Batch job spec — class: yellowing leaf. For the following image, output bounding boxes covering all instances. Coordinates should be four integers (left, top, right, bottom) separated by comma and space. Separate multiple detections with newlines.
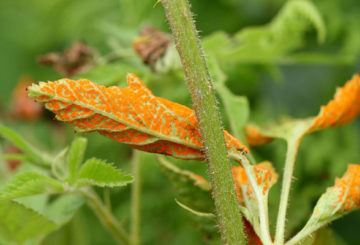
232, 161, 278, 204
28, 74, 248, 160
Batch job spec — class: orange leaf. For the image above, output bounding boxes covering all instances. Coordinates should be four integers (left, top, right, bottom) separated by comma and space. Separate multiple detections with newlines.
28, 74, 248, 160
245, 74, 360, 145
232, 161, 278, 203
310, 164, 360, 225
308, 74, 360, 132
332, 164, 360, 212
245, 125, 274, 147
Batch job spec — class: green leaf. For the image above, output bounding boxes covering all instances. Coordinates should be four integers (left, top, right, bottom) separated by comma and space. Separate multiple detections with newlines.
67, 137, 87, 184
51, 147, 68, 181
157, 157, 219, 241
0, 125, 51, 167
45, 195, 85, 225
0, 172, 64, 200
77, 158, 133, 187
0, 199, 57, 244
157, 157, 212, 211
73, 62, 143, 86
203, 0, 326, 64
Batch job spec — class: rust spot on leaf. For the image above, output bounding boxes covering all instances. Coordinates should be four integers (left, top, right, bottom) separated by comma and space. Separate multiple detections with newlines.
308, 75, 360, 132
29, 74, 248, 160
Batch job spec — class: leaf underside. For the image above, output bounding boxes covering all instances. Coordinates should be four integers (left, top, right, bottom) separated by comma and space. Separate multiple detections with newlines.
28, 73, 248, 161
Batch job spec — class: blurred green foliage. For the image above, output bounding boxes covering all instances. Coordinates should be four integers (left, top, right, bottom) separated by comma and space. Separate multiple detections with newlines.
0, 0, 359, 244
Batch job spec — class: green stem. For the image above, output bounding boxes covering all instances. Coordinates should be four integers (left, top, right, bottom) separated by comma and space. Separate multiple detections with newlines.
241, 158, 272, 245
160, 0, 246, 244
131, 150, 141, 245
104, 188, 112, 211
83, 188, 130, 245
274, 139, 299, 245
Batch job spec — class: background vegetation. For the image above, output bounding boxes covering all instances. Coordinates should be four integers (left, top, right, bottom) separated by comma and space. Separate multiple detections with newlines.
0, 0, 359, 244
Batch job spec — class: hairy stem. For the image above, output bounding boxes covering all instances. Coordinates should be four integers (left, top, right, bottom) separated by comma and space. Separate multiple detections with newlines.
160, 0, 246, 244
274, 139, 299, 244
241, 157, 273, 245
286, 215, 340, 245
83, 188, 130, 245
131, 150, 141, 245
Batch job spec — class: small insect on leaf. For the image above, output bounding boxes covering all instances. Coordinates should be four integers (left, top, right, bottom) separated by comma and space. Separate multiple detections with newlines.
28, 74, 248, 160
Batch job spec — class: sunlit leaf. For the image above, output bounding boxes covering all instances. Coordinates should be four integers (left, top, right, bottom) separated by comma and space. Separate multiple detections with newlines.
77, 158, 133, 187
0, 172, 64, 200
28, 73, 248, 161
0, 199, 57, 244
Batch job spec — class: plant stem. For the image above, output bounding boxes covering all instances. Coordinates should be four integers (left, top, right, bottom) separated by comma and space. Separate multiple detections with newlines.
232, 154, 272, 245
131, 150, 141, 245
160, 0, 246, 244
241, 157, 273, 245
83, 188, 130, 245
286, 215, 339, 245
274, 139, 299, 245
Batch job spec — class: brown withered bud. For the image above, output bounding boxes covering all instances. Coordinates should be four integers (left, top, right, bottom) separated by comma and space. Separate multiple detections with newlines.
38, 41, 96, 76
10, 76, 42, 121
133, 26, 171, 70
4, 145, 22, 171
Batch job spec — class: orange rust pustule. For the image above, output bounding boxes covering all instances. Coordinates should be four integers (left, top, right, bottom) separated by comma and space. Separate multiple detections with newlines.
334, 164, 360, 211
31, 74, 248, 160
308, 74, 360, 132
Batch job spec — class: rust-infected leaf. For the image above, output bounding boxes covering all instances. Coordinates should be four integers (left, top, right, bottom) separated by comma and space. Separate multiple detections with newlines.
245, 74, 360, 145
245, 125, 274, 147
308, 74, 360, 132
28, 74, 248, 160
232, 161, 278, 204
306, 164, 360, 230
